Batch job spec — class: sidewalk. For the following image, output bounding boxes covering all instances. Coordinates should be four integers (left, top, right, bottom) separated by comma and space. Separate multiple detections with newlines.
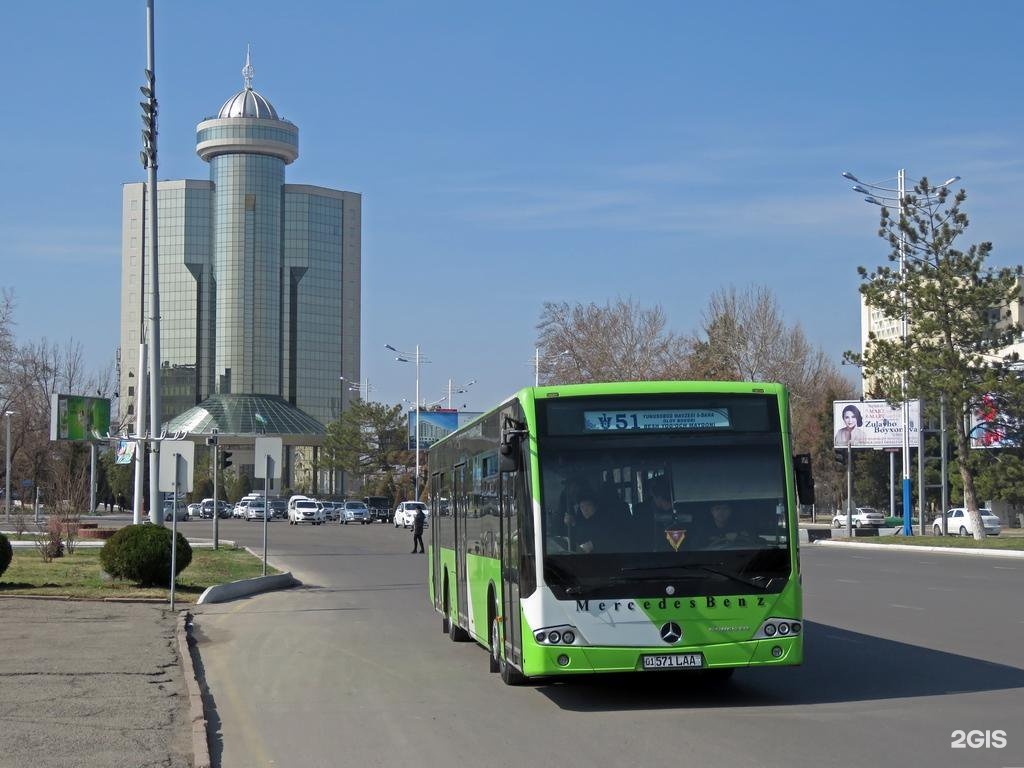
0, 599, 192, 768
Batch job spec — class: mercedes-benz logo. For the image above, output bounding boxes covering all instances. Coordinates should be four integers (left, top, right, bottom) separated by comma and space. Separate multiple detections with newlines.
660, 622, 682, 644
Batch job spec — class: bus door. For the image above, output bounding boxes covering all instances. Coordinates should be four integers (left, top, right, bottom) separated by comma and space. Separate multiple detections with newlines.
499, 465, 523, 667
430, 472, 442, 612
455, 462, 469, 627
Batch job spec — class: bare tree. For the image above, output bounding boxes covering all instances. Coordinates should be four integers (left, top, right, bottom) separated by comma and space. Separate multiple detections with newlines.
536, 298, 689, 384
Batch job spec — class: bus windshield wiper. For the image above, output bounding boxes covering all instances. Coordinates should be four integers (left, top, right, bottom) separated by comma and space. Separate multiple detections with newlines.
620, 564, 772, 591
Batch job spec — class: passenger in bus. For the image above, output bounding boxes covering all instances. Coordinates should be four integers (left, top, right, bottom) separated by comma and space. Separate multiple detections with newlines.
703, 503, 758, 548
563, 488, 615, 554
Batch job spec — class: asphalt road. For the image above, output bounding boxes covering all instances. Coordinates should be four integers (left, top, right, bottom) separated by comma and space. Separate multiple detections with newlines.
193, 520, 1024, 768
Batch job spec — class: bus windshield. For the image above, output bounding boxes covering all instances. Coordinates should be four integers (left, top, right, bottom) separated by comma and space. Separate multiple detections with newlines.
537, 394, 791, 593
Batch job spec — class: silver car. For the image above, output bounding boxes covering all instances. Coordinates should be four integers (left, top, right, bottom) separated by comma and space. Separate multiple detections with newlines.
343, 501, 370, 524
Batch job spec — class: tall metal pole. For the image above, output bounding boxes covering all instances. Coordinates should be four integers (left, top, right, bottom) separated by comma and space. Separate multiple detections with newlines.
4, 411, 11, 523
889, 451, 895, 519
940, 394, 949, 535
170, 453, 179, 611
918, 396, 926, 535
145, 0, 163, 526
535, 347, 540, 387
212, 442, 219, 550
846, 445, 853, 534
89, 442, 97, 516
263, 454, 270, 576
133, 343, 147, 524
898, 168, 913, 536
414, 344, 420, 502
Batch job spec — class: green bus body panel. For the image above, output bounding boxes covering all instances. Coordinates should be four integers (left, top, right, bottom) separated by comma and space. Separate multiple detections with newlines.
429, 381, 804, 678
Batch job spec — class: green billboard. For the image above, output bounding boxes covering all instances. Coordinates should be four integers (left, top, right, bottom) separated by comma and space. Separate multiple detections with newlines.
50, 394, 111, 442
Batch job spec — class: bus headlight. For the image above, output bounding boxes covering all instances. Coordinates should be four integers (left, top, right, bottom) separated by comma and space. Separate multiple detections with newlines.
755, 618, 801, 640
531, 624, 582, 645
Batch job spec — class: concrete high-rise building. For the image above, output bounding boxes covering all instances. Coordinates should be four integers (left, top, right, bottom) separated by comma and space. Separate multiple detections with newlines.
119, 53, 361, 444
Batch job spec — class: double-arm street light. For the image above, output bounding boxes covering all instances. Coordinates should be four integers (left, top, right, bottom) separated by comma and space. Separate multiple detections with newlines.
843, 169, 960, 536
340, 376, 375, 401
386, 344, 429, 500
443, 378, 476, 409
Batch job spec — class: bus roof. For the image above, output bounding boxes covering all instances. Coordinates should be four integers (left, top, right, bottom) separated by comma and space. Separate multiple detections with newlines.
430, 380, 788, 450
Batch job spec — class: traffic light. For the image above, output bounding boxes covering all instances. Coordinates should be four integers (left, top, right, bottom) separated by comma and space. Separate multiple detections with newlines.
834, 448, 847, 467
220, 450, 233, 471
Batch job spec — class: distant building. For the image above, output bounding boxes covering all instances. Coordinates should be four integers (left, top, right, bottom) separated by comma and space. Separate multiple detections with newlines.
119, 52, 360, 490
859, 276, 1024, 396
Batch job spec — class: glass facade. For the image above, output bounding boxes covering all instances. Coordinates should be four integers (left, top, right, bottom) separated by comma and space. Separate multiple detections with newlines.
197, 124, 298, 146
211, 153, 284, 396
284, 191, 344, 425
121, 181, 214, 425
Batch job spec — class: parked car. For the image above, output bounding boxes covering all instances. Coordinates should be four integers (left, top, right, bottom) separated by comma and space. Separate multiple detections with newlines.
199, 499, 216, 519
163, 501, 188, 522
394, 501, 428, 529
233, 500, 249, 519
831, 507, 885, 529
288, 496, 325, 525
321, 501, 341, 522
364, 496, 391, 523
932, 507, 1001, 537
270, 499, 288, 519
342, 500, 371, 524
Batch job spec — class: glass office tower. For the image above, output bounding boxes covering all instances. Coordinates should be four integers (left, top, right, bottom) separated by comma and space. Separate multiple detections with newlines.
120, 57, 361, 429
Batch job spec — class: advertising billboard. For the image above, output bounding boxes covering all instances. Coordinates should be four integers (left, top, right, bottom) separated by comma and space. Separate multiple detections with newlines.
50, 394, 111, 442
833, 399, 921, 449
408, 409, 459, 450
969, 394, 1021, 449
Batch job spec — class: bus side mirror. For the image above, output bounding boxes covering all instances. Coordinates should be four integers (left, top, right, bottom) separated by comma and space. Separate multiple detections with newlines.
793, 453, 815, 505
499, 438, 521, 473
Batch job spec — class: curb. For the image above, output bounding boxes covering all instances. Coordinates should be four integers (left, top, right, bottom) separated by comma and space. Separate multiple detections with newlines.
176, 612, 211, 768
196, 571, 299, 604
812, 540, 1024, 558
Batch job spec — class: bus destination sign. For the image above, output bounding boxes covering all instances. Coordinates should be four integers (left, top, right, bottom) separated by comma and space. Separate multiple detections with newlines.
583, 408, 730, 432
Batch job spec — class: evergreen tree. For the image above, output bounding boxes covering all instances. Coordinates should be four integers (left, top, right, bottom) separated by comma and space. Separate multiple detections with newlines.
848, 178, 1023, 539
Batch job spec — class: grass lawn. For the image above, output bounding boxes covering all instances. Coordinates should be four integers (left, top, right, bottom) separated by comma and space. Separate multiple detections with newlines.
0, 547, 279, 601
847, 535, 1024, 550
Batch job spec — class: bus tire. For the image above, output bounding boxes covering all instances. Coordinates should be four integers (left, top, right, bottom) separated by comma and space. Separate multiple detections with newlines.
441, 573, 451, 635
449, 618, 469, 642
489, 616, 501, 674
500, 655, 525, 686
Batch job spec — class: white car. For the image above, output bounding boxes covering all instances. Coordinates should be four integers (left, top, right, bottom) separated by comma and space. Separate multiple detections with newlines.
932, 507, 1001, 536
342, 500, 371, 524
394, 501, 428, 529
289, 498, 325, 525
831, 507, 886, 529
232, 501, 249, 519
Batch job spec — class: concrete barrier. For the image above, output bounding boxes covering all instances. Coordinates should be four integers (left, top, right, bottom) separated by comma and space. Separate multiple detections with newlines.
196, 572, 299, 604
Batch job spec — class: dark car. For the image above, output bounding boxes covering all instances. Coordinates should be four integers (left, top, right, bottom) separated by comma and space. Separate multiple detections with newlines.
270, 499, 287, 519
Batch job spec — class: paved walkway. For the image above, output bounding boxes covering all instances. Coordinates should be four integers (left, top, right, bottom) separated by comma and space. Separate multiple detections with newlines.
0, 598, 192, 768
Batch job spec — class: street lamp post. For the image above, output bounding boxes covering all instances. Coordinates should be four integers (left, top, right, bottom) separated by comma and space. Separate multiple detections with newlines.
445, 378, 476, 409
4, 410, 14, 523
386, 344, 429, 501
533, 348, 571, 386
843, 169, 960, 536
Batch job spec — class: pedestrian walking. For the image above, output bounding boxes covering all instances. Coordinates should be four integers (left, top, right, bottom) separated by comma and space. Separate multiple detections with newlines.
411, 508, 426, 553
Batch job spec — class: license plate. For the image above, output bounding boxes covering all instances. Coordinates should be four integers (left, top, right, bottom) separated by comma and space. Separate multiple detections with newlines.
641, 653, 704, 670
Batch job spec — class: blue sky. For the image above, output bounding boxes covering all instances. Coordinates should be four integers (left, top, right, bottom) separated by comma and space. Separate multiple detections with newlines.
2, 1, 1023, 412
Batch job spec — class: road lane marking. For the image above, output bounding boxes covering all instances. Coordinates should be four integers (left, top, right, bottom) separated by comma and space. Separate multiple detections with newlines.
926, 586, 954, 592
889, 604, 925, 611
993, 566, 1018, 570
835, 578, 860, 583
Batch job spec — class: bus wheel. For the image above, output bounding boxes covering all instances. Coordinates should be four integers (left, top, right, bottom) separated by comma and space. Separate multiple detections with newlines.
500, 653, 525, 686
449, 617, 470, 643
489, 616, 501, 673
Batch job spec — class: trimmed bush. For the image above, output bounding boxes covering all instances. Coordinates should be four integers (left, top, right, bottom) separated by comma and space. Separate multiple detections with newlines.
0, 532, 11, 578
99, 524, 192, 586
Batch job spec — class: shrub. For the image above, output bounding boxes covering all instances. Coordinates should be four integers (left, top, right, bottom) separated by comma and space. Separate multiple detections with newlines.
0, 533, 11, 578
99, 524, 192, 586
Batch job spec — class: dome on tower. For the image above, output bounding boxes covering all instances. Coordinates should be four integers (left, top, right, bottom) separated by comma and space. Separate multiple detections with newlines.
216, 46, 279, 120
217, 87, 278, 119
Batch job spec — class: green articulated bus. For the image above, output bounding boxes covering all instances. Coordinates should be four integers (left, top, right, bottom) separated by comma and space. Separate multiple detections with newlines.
428, 381, 814, 685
